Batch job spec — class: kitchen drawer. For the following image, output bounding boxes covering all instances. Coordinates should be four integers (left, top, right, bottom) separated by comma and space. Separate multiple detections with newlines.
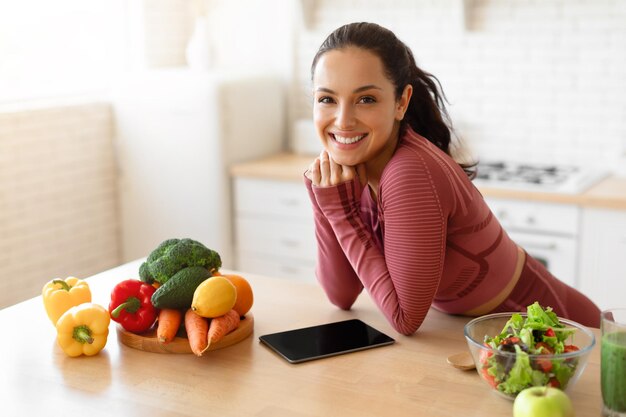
232, 175, 317, 283
236, 251, 316, 283
234, 178, 312, 220
485, 198, 580, 236
235, 217, 316, 261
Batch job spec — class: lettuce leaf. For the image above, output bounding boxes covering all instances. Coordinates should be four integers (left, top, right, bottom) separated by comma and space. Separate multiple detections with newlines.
526, 301, 560, 330
553, 360, 576, 388
485, 313, 525, 348
497, 345, 533, 395
531, 369, 549, 386
520, 328, 533, 348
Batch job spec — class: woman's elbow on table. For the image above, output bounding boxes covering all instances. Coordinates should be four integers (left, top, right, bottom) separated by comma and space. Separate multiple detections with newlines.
389, 312, 426, 336
317, 275, 363, 310
393, 322, 420, 336
327, 293, 358, 311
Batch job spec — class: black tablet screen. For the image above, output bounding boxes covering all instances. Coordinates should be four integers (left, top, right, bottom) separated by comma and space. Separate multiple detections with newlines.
259, 319, 395, 363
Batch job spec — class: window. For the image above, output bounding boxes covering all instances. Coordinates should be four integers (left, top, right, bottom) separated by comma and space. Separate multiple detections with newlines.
0, 0, 127, 104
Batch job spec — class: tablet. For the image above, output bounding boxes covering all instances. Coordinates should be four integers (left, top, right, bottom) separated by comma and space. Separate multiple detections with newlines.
259, 319, 395, 364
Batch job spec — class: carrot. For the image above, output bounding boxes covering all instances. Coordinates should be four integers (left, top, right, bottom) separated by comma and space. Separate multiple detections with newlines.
207, 309, 240, 347
157, 308, 182, 344
185, 309, 209, 356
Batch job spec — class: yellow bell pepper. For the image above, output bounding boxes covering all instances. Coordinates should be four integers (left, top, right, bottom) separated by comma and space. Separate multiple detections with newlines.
42, 277, 91, 325
56, 303, 110, 357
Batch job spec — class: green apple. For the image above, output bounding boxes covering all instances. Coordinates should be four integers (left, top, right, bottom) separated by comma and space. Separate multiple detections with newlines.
513, 387, 574, 417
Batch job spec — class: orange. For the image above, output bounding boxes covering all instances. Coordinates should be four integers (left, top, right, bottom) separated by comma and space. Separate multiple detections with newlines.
223, 274, 254, 316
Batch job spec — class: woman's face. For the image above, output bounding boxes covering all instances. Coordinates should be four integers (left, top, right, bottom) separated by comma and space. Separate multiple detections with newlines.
312, 46, 411, 168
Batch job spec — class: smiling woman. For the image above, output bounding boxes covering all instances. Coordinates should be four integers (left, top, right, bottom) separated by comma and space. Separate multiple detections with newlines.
0, 0, 126, 103
303, 22, 601, 335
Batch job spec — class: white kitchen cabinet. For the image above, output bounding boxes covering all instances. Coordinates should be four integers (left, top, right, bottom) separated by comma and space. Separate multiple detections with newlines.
578, 208, 626, 310
233, 178, 317, 282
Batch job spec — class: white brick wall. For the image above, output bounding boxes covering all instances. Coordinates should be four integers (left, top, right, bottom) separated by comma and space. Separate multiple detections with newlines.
292, 0, 626, 169
0, 103, 120, 309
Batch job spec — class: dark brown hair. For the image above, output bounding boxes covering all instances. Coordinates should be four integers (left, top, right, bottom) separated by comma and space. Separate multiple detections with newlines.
311, 22, 475, 177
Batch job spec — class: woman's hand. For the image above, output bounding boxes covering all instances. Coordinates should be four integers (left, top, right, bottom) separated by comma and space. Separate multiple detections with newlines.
306, 150, 367, 188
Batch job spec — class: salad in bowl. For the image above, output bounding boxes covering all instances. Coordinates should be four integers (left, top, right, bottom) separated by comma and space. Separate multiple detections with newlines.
464, 302, 595, 398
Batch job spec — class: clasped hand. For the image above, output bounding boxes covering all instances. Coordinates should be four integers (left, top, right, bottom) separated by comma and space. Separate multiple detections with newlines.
306, 150, 367, 188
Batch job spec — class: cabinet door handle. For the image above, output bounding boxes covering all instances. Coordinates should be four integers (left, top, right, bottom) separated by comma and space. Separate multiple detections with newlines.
279, 265, 300, 274
280, 239, 301, 248
515, 240, 558, 251
279, 198, 301, 207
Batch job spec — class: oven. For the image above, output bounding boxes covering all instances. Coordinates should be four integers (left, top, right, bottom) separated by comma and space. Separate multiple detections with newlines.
485, 197, 580, 287
474, 160, 608, 288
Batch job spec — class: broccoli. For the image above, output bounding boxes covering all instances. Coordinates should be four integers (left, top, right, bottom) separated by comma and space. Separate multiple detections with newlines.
139, 238, 221, 284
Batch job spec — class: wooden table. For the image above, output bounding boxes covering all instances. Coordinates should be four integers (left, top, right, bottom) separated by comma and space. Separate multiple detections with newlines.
1, 259, 603, 417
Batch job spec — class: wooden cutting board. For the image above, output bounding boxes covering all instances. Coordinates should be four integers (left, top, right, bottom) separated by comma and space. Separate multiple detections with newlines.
116, 313, 254, 354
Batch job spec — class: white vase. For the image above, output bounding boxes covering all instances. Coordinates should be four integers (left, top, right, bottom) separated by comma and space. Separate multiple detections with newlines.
185, 17, 211, 71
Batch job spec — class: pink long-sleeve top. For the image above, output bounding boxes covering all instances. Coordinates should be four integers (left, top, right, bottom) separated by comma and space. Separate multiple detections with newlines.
304, 128, 520, 335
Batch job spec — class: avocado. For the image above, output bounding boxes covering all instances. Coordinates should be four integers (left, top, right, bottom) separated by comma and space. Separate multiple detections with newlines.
151, 266, 212, 309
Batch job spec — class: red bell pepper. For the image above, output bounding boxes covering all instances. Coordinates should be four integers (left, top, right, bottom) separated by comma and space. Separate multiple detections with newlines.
109, 279, 158, 333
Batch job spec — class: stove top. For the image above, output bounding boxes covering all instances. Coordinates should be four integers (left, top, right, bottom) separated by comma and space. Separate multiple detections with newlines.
473, 161, 608, 194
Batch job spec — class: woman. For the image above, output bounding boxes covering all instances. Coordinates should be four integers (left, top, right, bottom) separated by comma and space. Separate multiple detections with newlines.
304, 22, 600, 334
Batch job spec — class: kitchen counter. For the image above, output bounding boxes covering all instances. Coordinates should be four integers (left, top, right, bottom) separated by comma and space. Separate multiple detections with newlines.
230, 152, 626, 209
2, 259, 603, 416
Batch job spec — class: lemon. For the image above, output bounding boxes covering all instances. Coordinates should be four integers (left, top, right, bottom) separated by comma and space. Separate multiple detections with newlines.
191, 276, 237, 318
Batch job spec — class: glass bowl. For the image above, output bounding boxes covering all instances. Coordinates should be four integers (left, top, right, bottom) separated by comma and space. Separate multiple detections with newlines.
464, 312, 595, 399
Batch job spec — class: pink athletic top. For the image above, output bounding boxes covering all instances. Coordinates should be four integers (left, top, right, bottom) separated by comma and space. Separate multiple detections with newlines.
304, 128, 520, 335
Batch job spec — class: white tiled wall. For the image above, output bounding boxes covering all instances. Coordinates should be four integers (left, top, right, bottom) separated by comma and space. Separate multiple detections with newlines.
292, 0, 626, 169
0, 103, 120, 309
